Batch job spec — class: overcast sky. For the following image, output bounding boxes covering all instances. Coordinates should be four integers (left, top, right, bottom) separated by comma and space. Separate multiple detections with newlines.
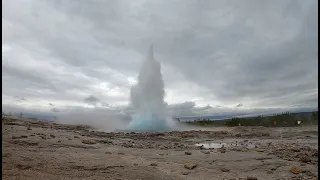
2, 0, 318, 117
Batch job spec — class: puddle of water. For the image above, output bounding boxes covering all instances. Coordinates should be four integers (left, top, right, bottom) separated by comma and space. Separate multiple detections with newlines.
195, 142, 256, 149
195, 142, 227, 149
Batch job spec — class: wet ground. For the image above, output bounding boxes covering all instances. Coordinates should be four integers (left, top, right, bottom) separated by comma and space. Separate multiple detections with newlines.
2, 117, 318, 180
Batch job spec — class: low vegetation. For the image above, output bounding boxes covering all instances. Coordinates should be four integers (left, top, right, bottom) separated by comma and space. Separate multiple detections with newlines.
185, 111, 318, 127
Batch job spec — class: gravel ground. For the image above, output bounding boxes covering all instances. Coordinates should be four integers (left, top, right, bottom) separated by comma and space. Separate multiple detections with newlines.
2, 117, 318, 180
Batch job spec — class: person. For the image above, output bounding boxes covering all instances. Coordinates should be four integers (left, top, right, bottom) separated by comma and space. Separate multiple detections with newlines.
273, 121, 277, 126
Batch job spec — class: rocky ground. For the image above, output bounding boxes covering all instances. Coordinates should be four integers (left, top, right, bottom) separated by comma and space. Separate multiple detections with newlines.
2, 116, 318, 180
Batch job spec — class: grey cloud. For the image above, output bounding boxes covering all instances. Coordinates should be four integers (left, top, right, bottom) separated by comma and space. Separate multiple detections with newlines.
2, 0, 317, 119
84, 95, 100, 106
50, 108, 60, 113
167, 101, 214, 117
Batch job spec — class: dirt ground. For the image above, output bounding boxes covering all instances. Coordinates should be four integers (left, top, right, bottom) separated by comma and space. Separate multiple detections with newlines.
2, 117, 318, 180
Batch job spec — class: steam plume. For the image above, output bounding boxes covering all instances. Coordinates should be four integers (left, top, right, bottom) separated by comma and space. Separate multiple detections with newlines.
126, 45, 172, 132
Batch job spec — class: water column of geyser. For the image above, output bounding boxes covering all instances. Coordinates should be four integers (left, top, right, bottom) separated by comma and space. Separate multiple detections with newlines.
126, 45, 173, 132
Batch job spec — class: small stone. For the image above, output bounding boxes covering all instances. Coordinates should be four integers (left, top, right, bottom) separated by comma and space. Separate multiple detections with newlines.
184, 162, 197, 170
218, 148, 227, 153
182, 171, 190, 175
200, 150, 210, 154
118, 152, 125, 155
255, 149, 265, 152
100, 140, 113, 144
291, 148, 300, 152
50, 134, 56, 138
300, 163, 306, 166
105, 151, 112, 155
300, 156, 311, 163
185, 151, 192, 155
81, 139, 97, 145
246, 177, 258, 180
27, 127, 32, 130
57, 140, 61, 143
304, 170, 317, 177
220, 167, 230, 172
16, 164, 32, 170
290, 167, 301, 174
74, 136, 79, 138
209, 160, 215, 165
150, 163, 158, 166
198, 145, 204, 149
133, 163, 138, 166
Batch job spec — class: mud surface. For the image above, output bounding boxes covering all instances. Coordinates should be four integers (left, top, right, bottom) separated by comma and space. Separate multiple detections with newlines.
2, 117, 318, 180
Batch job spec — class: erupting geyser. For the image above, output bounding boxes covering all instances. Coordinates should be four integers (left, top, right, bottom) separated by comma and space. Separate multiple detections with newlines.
126, 45, 173, 132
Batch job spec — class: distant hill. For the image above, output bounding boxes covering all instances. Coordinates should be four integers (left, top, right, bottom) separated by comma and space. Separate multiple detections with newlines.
21, 113, 56, 121
3, 112, 56, 121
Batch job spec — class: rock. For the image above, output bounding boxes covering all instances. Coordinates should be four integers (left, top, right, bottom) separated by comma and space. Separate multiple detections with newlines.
304, 170, 318, 177
200, 150, 210, 154
182, 171, 190, 175
50, 134, 56, 138
81, 139, 97, 145
99, 140, 113, 144
185, 151, 192, 155
105, 151, 112, 155
247, 176, 258, 180
255, 149, 265, 152
218, 148, 227, 153
290, 148, 300, 152
133, 163, 138, 166
184, 162, 197, 170
220, 167, 230, 172
27, 127, 32, 130
208, 160, 215, 165
150, 163, 158, 166
290, 167, 301, 174
12, 135, 27, 139
300, 155, 311, 163
16, 164, 32, 170
118, 152, 125, 155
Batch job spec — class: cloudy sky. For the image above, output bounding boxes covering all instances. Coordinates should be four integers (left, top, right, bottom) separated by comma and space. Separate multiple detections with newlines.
2, 0, 318, 117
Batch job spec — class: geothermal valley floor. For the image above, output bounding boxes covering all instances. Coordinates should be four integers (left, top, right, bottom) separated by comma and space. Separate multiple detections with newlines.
2, 117, 318, 180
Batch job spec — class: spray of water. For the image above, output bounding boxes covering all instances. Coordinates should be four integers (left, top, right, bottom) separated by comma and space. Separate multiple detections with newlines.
126, 45, 173, 132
